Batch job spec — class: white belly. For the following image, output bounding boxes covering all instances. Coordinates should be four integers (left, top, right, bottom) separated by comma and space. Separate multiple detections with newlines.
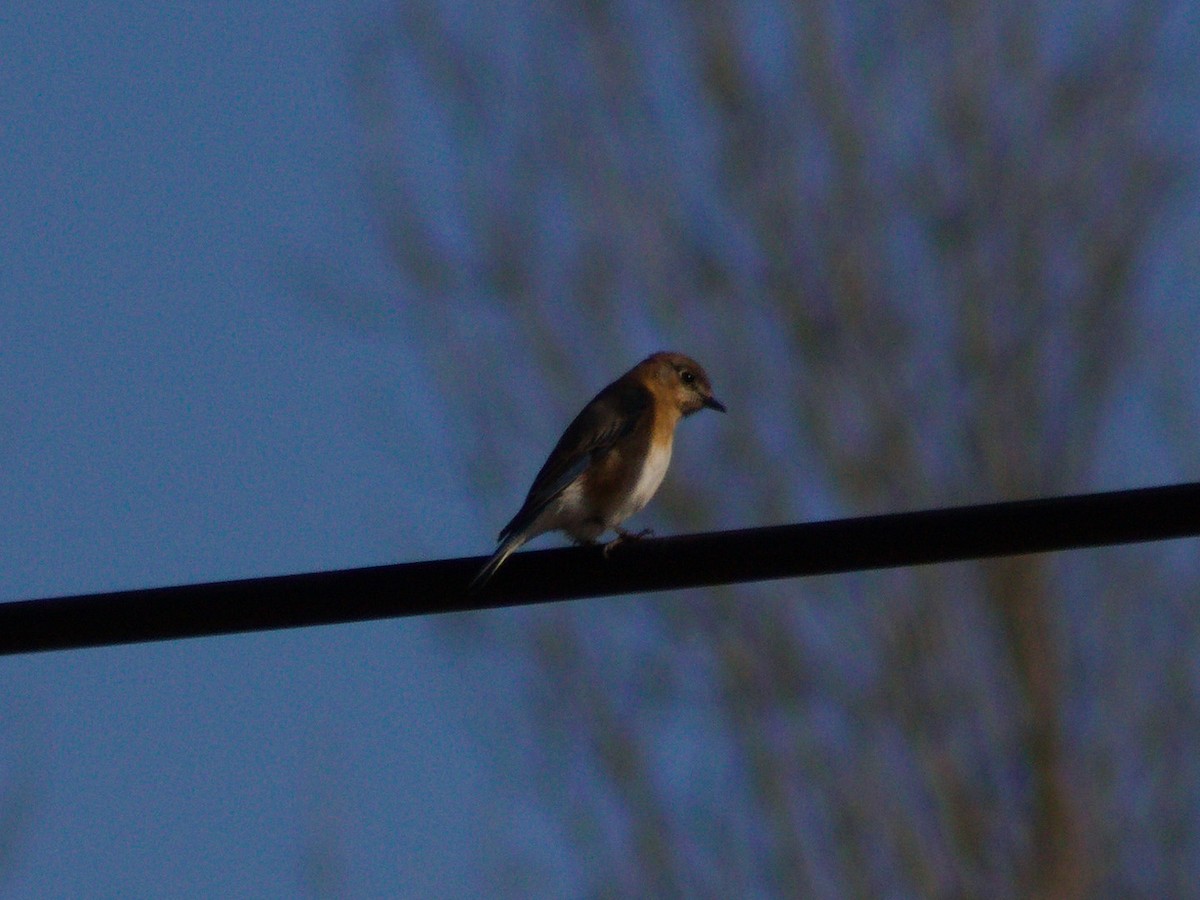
532, 438, 674, 543
612, 439, 672, 525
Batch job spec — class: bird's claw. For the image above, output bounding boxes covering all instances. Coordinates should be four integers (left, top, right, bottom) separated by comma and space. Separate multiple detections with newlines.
603, 527, 654, 558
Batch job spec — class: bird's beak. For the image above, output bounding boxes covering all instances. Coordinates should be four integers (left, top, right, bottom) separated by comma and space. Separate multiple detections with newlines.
704, 395, 727, 413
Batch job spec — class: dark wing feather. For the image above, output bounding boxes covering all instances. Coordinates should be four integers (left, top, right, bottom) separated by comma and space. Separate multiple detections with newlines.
499, 379, 651, 541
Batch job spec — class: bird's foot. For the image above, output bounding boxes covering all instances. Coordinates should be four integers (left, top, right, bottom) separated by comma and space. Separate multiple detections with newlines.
603, 527, 654, 558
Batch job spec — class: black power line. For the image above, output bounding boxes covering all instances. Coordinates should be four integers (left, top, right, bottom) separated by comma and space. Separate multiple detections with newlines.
3, 481, 1198, 656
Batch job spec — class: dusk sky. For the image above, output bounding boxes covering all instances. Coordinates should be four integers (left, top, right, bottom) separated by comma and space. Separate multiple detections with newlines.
5, 1, 1200, 897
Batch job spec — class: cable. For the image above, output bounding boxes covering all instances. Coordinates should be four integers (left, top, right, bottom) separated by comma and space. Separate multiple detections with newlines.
2, 481, 1198, 656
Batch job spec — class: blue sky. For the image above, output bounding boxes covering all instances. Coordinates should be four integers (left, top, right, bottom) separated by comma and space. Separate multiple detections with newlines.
6, 1, 1200, 896
2, 3, 527, 894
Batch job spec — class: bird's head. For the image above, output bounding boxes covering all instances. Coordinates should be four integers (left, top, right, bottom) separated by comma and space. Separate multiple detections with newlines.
641, 352, 726, 418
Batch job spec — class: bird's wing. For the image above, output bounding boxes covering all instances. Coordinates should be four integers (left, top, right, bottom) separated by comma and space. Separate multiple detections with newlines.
499, 379, 651, 542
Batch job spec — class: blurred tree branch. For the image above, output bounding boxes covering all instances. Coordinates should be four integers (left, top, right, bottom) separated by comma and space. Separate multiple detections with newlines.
349, 0, 1193, 894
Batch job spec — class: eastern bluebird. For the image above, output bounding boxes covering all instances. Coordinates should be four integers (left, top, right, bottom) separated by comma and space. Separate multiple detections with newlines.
470, 351, 725, 590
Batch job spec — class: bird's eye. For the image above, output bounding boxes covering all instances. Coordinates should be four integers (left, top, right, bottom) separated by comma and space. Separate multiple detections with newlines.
680, 369, 696, 386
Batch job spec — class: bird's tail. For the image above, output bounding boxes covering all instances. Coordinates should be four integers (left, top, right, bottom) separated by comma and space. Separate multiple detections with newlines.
468, 533, 527, 592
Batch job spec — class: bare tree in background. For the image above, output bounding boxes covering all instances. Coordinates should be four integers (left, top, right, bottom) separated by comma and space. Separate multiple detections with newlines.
351, 0, 1195, 895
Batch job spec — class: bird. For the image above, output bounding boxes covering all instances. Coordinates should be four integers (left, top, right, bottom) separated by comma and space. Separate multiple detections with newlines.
469, 351, 725, 591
